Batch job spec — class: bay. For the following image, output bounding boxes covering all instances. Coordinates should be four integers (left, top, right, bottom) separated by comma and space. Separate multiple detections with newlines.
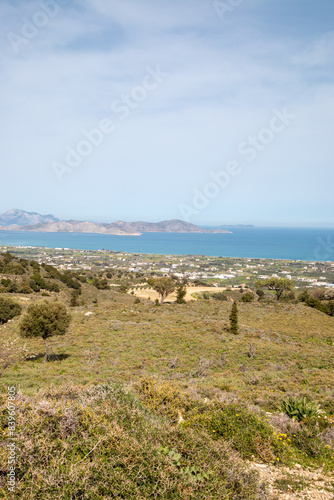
0, 228, 333, 261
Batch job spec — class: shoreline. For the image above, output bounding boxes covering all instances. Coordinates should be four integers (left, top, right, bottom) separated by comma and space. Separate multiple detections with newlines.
0, 243, 328, 264
0, 228, 333, 263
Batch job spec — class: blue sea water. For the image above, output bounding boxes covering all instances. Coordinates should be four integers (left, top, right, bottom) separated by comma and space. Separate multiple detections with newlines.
0, 228, 333, 262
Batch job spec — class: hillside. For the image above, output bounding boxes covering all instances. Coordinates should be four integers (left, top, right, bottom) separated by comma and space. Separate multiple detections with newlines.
1, 251, 334, 498
0, 210, 231, 235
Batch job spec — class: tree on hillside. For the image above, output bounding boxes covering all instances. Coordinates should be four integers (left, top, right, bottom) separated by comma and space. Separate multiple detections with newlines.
0, 297, 22, 324
255, 277, 294, 301
176, 283, 187, 304
152, 277, 175, 304
20, 300, 71, 362
229, 301, 239, 334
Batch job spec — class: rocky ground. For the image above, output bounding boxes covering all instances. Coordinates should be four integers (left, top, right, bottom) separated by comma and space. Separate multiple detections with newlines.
250, 463, 334, 499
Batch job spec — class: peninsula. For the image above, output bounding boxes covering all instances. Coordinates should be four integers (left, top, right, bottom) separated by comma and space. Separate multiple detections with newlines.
0, 209, 232, 236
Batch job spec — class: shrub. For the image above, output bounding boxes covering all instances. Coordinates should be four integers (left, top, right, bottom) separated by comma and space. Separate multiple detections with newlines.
298, 290, 309, 302
136, 378, 192, 423
0, 383, 268, 499
241, 292, 254, 303
305, 297, 331, 315
0, 296, 22, 324
176, 284, 186, 304
279, 291, 296, 303
212, 292, 227, 301
281, 397, 323, 422
70, 290, 80, 307
184, 403, 289, 464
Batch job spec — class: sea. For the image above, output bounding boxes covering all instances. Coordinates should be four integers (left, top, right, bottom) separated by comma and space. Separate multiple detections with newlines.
0, 228, 333, 262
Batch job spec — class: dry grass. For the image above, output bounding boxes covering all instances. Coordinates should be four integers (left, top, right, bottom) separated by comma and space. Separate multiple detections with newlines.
0, 288, 334, 498
0, 383, 269, 499
131, 286, 228, 302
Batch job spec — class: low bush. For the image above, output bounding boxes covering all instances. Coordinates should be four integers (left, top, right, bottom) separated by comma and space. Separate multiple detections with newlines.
0, 296, 22, 324
241, 292, 254, 303
281, 397, 323, 422
184, 403, 291, 464
211, 292, 228, 301
0, 383, 268, 499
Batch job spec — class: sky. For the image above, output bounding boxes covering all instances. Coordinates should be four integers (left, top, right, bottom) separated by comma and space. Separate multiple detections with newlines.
1, 0, 333, 227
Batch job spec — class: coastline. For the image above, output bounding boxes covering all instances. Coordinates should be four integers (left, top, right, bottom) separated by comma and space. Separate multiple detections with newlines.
0, 228, 333, 262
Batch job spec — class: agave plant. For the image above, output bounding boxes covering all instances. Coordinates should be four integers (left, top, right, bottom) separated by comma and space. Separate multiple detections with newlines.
281, 397, 323, 422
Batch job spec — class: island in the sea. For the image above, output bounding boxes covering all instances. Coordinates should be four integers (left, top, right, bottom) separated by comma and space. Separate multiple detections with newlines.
0, 209, 232, 236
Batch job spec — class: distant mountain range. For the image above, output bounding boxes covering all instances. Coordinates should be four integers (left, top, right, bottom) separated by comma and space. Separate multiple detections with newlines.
0, 209, 59, 227
0, 210, 231, 236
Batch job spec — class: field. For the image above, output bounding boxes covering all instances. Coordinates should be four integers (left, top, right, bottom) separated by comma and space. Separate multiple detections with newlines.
131, 285, 228, 302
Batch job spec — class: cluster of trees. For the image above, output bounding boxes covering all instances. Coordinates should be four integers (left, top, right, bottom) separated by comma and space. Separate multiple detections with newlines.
0, 254, 85, 295
299, 289, 334, 316
92, 277, 110, 290
0, 252, 26, 275
255, 277, 294, 301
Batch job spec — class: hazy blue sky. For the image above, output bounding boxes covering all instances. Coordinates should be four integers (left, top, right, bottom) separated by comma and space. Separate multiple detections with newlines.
1, 0, 333, 226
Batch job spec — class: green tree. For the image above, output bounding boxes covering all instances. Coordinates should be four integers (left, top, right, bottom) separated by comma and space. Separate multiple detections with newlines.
176, 283, 187, 304
229, 301, 239, 334
0, 297, 22, 324
255, 277, 294, 301
152, 277, 175, 304
20, 300, 71, 362
241, 292, 254, 303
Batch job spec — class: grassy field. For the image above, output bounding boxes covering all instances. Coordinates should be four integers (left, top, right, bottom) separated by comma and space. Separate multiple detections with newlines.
1, 284, 334, 498
2, 288, 333, 404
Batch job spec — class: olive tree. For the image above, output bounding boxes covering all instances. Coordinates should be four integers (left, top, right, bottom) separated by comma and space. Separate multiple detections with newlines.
0, 296, 22, 324
20, 300, 71, 362
255, 277, 294, 301
152, 277, 175, 304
